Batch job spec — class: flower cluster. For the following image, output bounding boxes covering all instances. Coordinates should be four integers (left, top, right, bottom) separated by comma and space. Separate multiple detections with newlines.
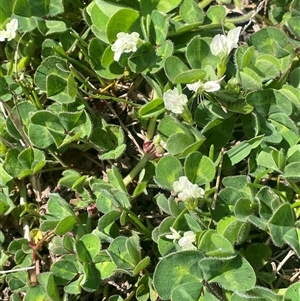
173, 176, 204, 201
163, 88, 188, 114
111, 32, 140, 61
210, 27, 242, 59
166, 227, 196, 250
186, 76, 225, 93
0, 19, 18, 42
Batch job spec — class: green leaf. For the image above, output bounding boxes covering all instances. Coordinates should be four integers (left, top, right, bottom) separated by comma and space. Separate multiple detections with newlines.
126, 235, 141, 266
17, 147, 46, 178
267, 203, 294, 247
59, 170, 86, 191
14, 0, 64, 18
95, 257, 117, 279
245, 243, 272, 268
89, 38, 123, 79
199, 230, 235, 257
139, 99, 165, 118
51, 255, 79, 285
158, 115, 192, 141
75, 233, 101, 262
0, 0, 14, 23
25, 286, 48, 301
164, 56, 189, 83
108, 236, 135, 270
3, 147, 46, 179
284, 282, 300, 301
55, 216, 77, 236
29, 111, 65, 148
166, 133, 195, 155
153, 250, 204, 300
238, 67, 262, 90
199, 254, 256, 291
150, 10, 168, 45
64, 276, 83, 295
186, 36, 215, 69
46, 74, 67, 97
45, 20, 67, 35
47, 194, 75, 218
0, 193, 15, 215
140, 0, 181, 14
151, 40, 174, 73
155, 155, 183, 190
217, 216, 250, 245
173, 69, 206, 84
38, 272, 61, 301
248, 27, 293, 58
184, 152, 215, 186
180, 0, 204, 24
107, 166, 127, 192
254, 54, 281, 81
171, 281, 203, 301
98, 211, 121, 231
106, 9, 141, 43
206, 5, 226, 23
223, 135, 264, 168
133, 256, 151, 276
81, 263, 101, 292
6, 101, 37, 141
232, 286, 282, 301
128, 42, 157, 73
234, 45, 255, 70
269, 113, 299, 147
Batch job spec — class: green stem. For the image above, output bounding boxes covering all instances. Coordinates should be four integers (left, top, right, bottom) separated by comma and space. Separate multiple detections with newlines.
85, 92, 141, 108
146, 116, 157, 140
76, 92, 98, 123
198, 0, 214, 9
53, 47, 98, 79
224, 10, 257, 24
125, 209, 151, 237
291, 201, 300, 209
70, 66, 97, 92
123, 154, 151, 186
181, 106, 193, 124
289, 180, 300, 195
168, 23, 223, 38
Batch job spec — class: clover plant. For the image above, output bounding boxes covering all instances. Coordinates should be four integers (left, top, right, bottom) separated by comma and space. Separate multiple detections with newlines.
0, 0, 300, 300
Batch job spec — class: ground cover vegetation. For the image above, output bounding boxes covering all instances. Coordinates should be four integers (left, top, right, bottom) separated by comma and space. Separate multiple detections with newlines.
0, 0, 300, 300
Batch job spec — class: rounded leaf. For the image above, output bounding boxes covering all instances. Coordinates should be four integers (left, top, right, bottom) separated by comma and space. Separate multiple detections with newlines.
153, 250, 204, 300
184, 152, 215, 185
155, 155, 183, 190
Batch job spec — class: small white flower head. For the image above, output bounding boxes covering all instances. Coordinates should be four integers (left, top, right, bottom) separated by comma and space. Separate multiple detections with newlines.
165, 227, 181, 241
0, 30, 6, 42
111, 32, 140, 61
210, 27, 242, 58
187, 77, 224, 93
0, 18, 18, 42
173, 176, 204, 201
163, 87, 188, 114
178, 231, 196, 250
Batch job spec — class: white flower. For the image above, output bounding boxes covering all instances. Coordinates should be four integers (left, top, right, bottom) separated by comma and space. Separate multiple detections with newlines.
0, 30, 6, 42
187, 77, 224, 93
173, 176, 204, 201
0, 19, 18, 42
163, 88, 188, 114
5, 19, 18, 41
210, 27, 242, 58
111, 32, 140, 61
165, 227, 181, 241
178, 231, 196, 250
